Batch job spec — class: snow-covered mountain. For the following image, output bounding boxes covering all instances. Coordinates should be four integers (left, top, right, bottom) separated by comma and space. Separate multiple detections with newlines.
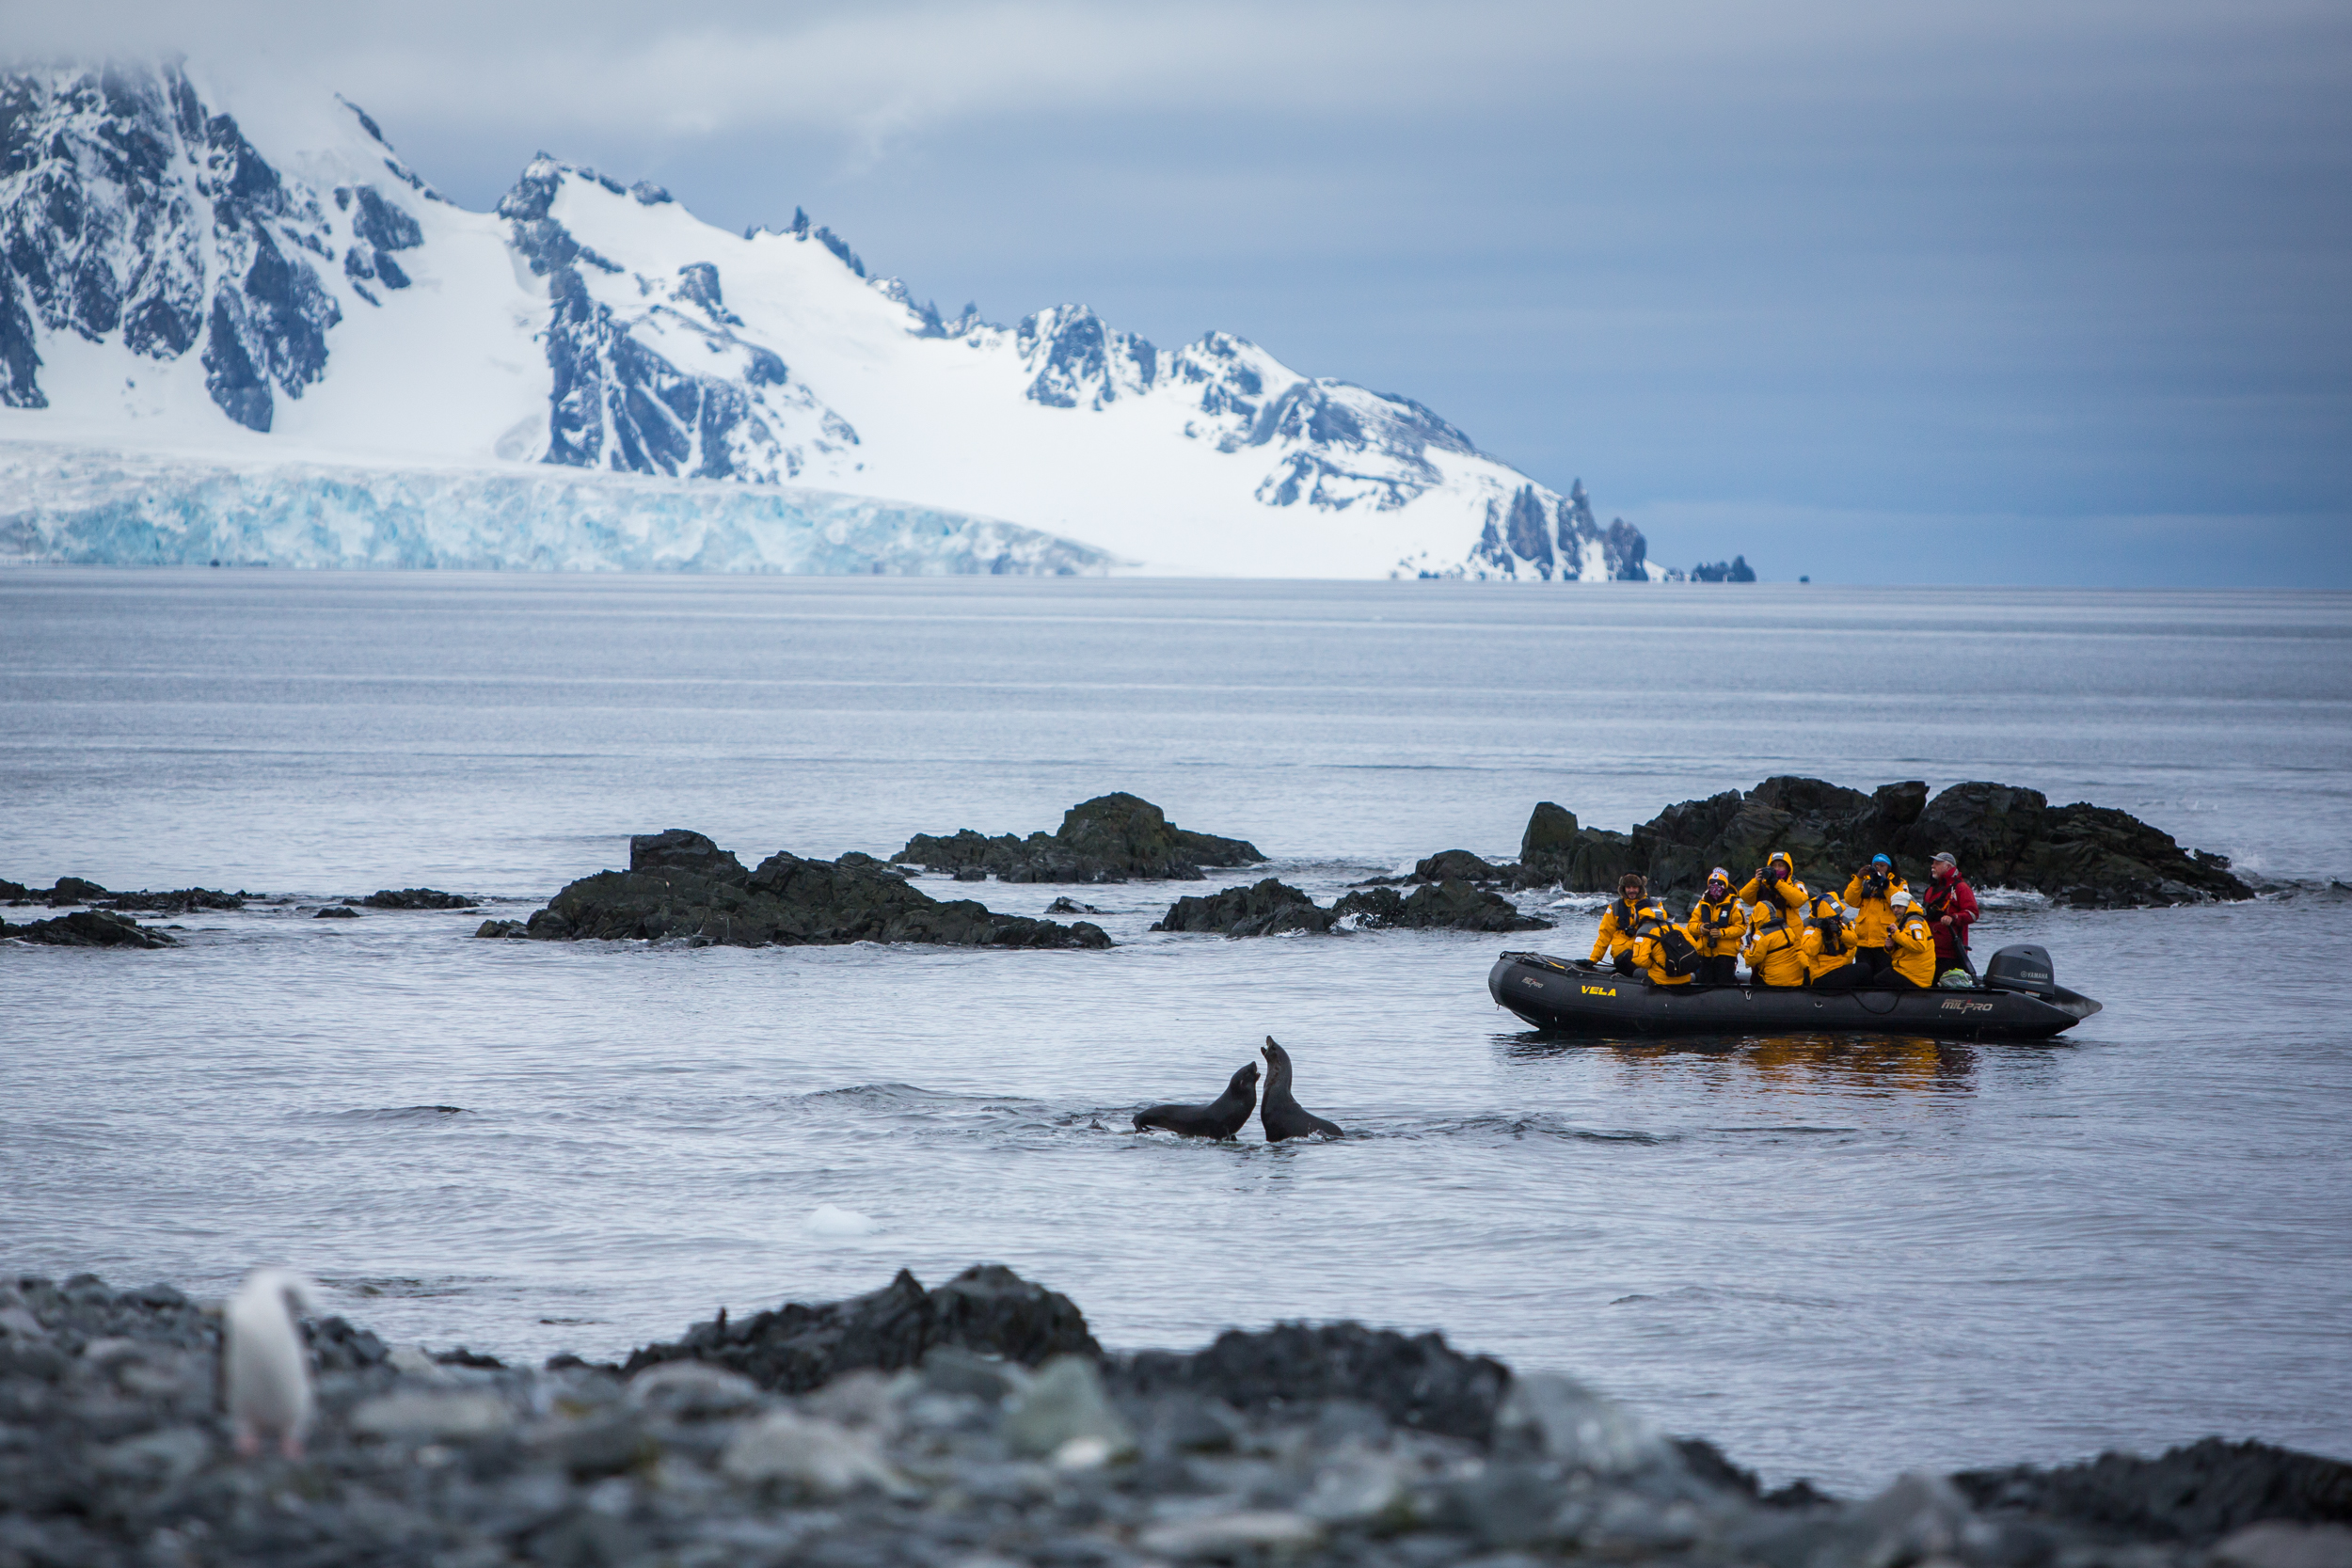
0, 61, 1658, 578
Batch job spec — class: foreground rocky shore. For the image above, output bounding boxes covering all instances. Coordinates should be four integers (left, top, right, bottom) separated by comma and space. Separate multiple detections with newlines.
5, 1266, 2345, 1568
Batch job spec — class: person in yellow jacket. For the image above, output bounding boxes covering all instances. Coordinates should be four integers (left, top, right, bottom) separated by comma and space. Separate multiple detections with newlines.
1801, 894, 1862, 988
1626, 911, 1696, 986
1879, 891, 1938, 989
1735, 850, 1809, 926
1683, 867, 1747, 986
1591, 874, 1666, 976
1741, 898, 1807, 988
1840, 853, 1911, 982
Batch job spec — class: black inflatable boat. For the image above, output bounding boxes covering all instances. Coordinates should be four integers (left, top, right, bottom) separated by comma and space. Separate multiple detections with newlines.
1487, 943, 2101, 1041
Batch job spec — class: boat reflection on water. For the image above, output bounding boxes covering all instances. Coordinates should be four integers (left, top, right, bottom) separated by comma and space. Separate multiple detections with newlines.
1504, 1030, 1979, 1095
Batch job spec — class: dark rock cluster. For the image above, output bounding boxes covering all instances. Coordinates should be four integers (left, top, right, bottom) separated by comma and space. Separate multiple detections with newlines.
0, 875, 229, 943
492, 829, 1112, 949
359, 888, 478, 910
0, 908, 177, 947
894, 793, 1265, 883
498, 155, 817, 484
1152, 877, 1551, 937
624, 1265, 1102, 1392
2, 877, 243, 913
1423, 779, 2249, 909
4, 1265, 2345, 1568
1153, 878, 1336, 937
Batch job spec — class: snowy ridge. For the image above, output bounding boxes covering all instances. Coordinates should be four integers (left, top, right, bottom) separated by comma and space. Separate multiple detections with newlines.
0, 445, 1115, 574
0, 62, 1660, 579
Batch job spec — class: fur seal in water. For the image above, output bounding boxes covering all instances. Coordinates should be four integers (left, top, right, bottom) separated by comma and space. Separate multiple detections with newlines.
1134, 1061, 1259, 1138
1259, 1037, 1343, 1141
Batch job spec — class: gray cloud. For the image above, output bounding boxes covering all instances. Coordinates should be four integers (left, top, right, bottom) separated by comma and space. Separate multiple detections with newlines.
8, 0, 2348, 581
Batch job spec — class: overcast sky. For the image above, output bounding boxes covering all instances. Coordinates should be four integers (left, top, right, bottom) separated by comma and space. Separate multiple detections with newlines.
13, 0, 2350, 584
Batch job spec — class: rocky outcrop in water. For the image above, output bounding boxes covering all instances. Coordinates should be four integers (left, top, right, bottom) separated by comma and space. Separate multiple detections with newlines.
1333, 881, 1552, 932
1154, 879, 1338, 936
509, 829, 1112, 949
894, 793, 1265, 882
1492, 780, 2251, 908
4, 1265, 2345, 1568
1152, 878, 1551, 936
360, 888, 478, 910
0, 908, 177, 946
2, 876, 245, 913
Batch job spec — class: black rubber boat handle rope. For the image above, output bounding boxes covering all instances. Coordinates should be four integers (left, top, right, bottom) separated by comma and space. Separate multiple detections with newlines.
1855, 990, 1900, 1016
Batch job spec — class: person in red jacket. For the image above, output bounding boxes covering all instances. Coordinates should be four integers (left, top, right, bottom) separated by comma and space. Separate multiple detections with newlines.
1922, 850, 1979, 975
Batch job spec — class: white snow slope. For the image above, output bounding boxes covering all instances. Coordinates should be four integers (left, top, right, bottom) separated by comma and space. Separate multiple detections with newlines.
0, 62, 1656, 579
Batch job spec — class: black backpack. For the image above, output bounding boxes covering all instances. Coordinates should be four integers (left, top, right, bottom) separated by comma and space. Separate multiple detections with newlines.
1648, 922, 1700, 977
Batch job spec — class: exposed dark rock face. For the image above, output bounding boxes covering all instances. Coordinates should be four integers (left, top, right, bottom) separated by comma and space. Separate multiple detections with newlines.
2, 877, 243, 912
894, 793, 1264, 883
623, 1265, 1101, 1392
512, 830, 1110, 949
1401, 848, 1511, 884
359, 888, 477, 910
1114, 1322, 1513, 1445
1914, 783, 2251, 908
628, 827, 750, 882
340, 183, 421, 291
1153, 877, 1550, 936
1506, 778, 2250, 908
1511, 802, 1642, 893
1331, 880, 1550, 932
1153, 878, 1335, 936
1462, 478, 1659, 582
91, 886, 243, 913
496, 156, 843, 484
0, 908, 175, 946
0, 64, 426, 427
1956, 1437, 2352, 1542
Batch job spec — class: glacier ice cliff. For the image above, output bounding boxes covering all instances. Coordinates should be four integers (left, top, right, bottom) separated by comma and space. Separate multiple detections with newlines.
0, 448, 1117, 575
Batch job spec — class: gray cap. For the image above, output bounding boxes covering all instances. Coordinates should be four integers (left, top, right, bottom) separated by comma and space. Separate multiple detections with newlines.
1932, 850, 1958, 865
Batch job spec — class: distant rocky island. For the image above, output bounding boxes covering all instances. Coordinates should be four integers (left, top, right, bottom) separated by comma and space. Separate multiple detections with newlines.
2, 1264, 2344, 1568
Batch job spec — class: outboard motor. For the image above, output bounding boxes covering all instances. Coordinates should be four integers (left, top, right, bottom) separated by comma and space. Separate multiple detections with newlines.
1984, 944, 2058, 999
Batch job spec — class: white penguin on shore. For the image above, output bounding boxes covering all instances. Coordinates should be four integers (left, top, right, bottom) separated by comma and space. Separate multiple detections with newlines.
225, 1268, 317, 1459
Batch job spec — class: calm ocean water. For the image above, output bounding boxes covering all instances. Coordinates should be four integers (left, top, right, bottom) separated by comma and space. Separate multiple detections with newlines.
4, 569, 2349, 1492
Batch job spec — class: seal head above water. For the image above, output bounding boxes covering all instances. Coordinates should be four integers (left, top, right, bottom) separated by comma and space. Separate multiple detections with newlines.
1259, 1037, 1343, 1141
1134, 1061, 1259, 1139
